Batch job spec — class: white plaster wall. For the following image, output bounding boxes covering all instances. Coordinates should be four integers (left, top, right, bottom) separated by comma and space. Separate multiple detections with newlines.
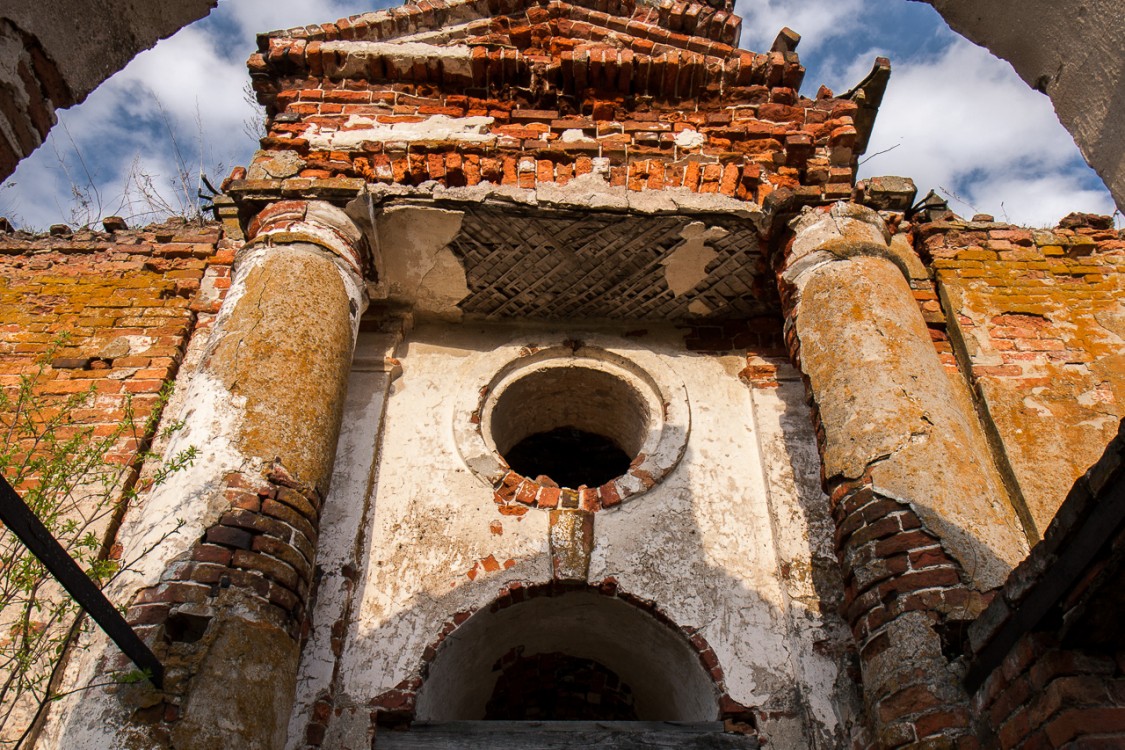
286, 330, 397, 750
326, 322, 847, 746
339, 324, 551, 702
749, 370, 863, 747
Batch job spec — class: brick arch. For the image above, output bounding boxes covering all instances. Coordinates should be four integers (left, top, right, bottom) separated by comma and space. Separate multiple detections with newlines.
455, 339, 691, 512
371, 580, 757, 728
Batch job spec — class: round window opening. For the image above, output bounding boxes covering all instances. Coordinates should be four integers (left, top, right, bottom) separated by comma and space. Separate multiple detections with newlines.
456, 341, 690, 507
489, 366, 649, 490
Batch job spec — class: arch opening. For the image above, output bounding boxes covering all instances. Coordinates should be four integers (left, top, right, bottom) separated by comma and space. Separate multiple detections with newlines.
503, 427, 631, 489
485, 651, 638, 721
414, 589, 720, 722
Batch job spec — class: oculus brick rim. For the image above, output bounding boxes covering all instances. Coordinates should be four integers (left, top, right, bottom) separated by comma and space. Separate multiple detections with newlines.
453, 335, 690, 510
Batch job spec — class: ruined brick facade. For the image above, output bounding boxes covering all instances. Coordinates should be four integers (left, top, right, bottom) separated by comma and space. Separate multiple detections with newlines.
1, 1, 1123, 749
0, 219, 230, 442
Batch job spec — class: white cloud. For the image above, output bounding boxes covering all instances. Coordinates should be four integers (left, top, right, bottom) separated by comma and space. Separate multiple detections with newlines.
853, 37, 1117, 226
0, 0, 398, 230
224, 0, 372, 38
956, 174, 1117, 227
734, 0, 865, 54
113, 27, 250, 134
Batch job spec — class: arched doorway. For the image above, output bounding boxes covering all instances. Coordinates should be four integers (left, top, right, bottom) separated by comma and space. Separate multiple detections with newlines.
414, 587, 720, 722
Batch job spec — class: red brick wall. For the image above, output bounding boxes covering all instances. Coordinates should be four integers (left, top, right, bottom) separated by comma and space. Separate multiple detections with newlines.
233, 0, 864, 205
0, 219, 233, 737
920, 215, 1125, 536
976, 634, 1125, 748
0, 219, 230, 469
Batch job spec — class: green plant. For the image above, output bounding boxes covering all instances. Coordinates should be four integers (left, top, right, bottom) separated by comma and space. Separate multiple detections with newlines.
0, 336, 195, 746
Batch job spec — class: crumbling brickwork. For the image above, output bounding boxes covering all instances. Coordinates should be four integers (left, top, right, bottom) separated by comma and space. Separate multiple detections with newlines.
127, 465, 321, 641
0, 219, 230, 461
966, 421, 1125, 748
921, 213, 1125, 536
974, 633, 1125, 748
226, 0, 879, 212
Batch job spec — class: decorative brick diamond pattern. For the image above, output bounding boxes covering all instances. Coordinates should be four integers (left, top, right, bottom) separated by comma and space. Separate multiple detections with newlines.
450, 205, 772, 320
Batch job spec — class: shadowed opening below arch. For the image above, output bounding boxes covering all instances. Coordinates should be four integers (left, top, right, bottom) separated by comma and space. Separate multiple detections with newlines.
414, 590, 720, 721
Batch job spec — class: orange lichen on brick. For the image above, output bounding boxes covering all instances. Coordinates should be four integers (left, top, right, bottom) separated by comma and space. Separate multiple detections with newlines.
0, 218, 233, 464
919, 214, 1125, 532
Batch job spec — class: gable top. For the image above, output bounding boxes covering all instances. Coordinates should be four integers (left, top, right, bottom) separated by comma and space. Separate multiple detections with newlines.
235, 0, 888, 213
257, 0, 741, 51
247, 0, 804, 114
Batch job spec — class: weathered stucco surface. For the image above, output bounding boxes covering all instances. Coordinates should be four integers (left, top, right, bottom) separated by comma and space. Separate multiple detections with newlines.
208, 244, 357, 489
747, 365, 864, 747
297, 322, 855, 747
286, 330, 400, 750
786, 205, 1029, 589
373, 206, 469, 319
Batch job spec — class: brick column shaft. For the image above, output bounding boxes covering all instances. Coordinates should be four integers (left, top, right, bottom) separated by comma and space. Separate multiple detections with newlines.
779, 203, 1028, 748
59, 201, 368, 750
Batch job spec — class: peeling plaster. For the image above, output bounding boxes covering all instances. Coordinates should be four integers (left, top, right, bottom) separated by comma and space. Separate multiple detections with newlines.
375, 205, 469, 318
662, 222, 727, 297
361, 177, 763, 218
43, 363, 257, 748
687, 300, 712, 316
45, 232, 369, 748
287, 331, 397, 750
674, 129, 706, 149
748, 374, 860, 747
302, 114, 494, 151
316, 323, 845, 745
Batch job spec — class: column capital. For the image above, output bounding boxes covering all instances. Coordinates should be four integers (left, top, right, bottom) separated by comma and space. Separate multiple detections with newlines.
782, 202, 895, 287
246, 200, 369, 278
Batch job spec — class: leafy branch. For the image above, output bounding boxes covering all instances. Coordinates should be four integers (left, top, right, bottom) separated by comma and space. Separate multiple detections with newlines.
0, 337, 194, 746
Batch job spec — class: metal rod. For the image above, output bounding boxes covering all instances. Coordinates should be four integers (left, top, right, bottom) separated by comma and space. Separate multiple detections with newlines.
0, 474, 164, 688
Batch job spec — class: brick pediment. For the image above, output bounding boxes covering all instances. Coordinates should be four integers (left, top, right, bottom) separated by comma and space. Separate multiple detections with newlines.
233, 0, 889, 311
249, 0, 790, 110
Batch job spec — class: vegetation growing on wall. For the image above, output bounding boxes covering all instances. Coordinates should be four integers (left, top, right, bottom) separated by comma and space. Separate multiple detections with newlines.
0, 338, 194, 747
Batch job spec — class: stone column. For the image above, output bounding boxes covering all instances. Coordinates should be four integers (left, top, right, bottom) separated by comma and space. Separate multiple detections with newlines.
57, 201, 368, 750
779, 203, 1027, 748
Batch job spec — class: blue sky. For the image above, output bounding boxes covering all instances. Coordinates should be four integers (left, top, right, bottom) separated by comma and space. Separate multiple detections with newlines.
0, 0, 1118, 229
